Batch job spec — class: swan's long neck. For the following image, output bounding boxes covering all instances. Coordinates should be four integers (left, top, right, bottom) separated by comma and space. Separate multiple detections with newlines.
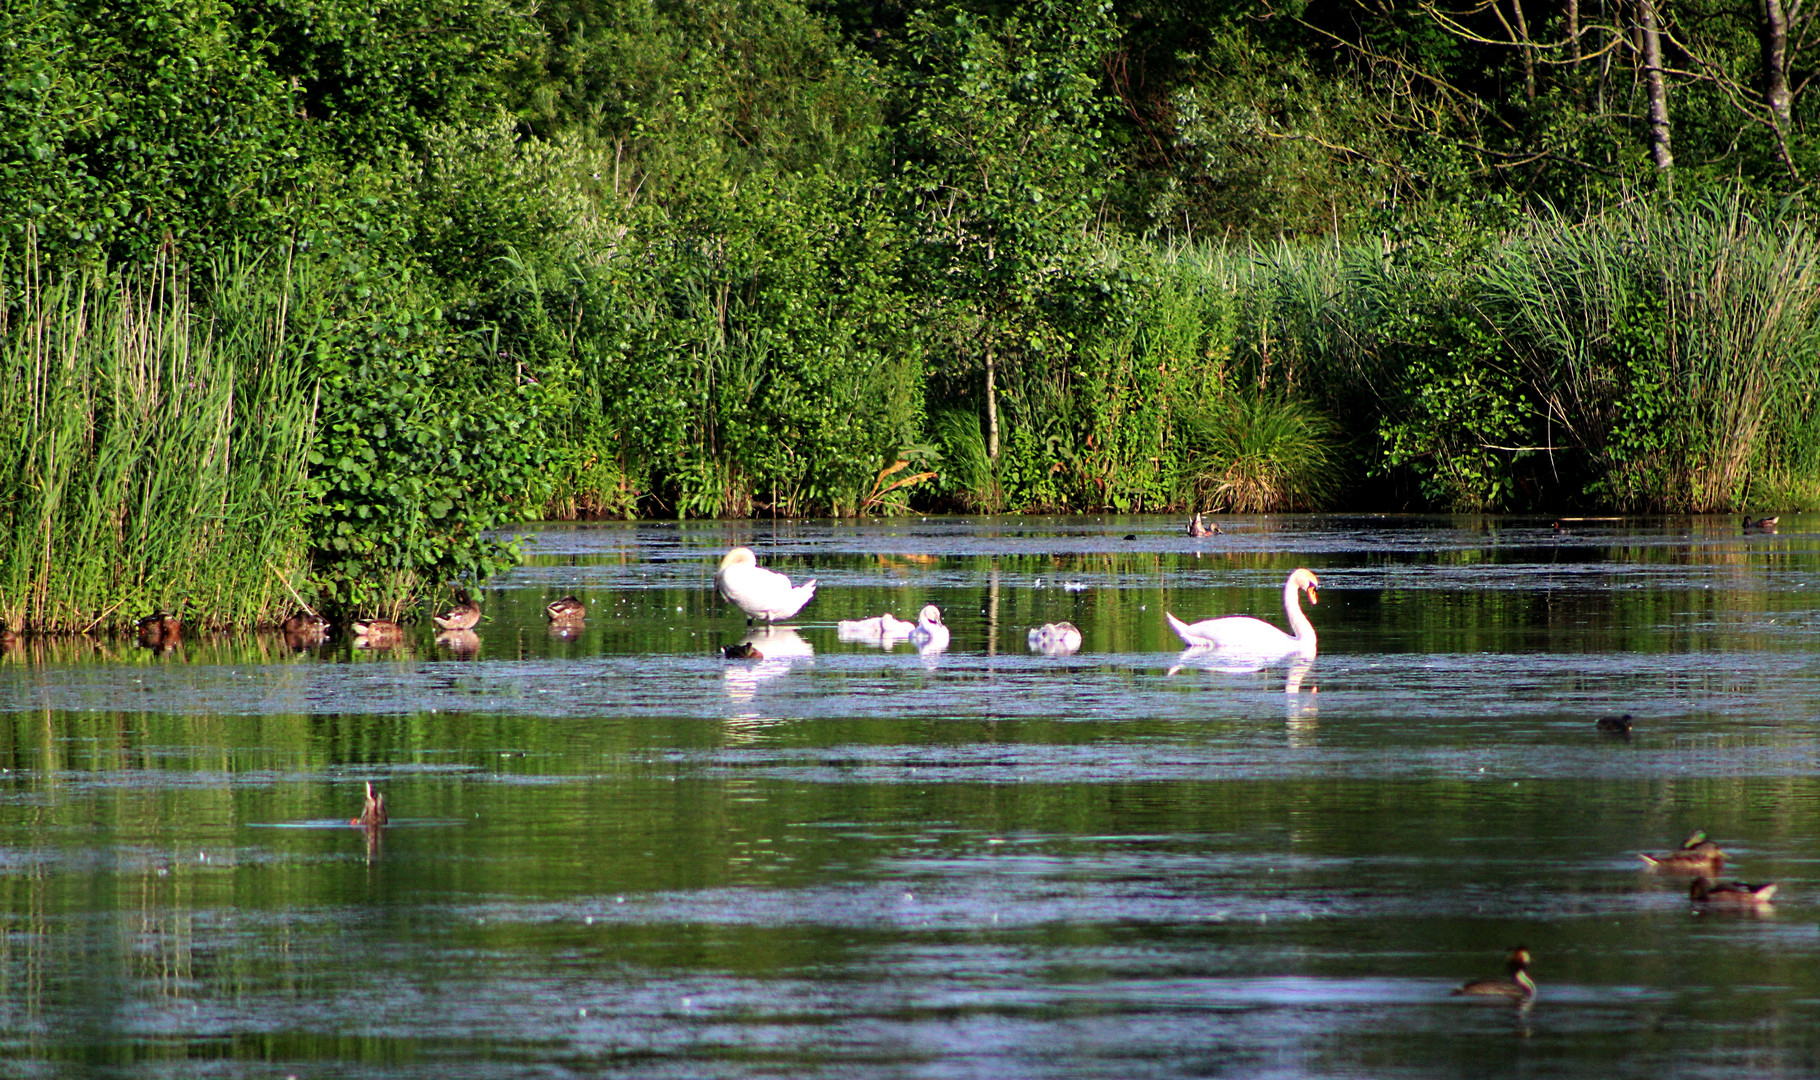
1283, 578, 1316, 648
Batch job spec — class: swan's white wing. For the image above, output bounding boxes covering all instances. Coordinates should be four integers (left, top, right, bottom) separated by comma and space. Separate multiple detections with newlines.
718, 563, 817, 620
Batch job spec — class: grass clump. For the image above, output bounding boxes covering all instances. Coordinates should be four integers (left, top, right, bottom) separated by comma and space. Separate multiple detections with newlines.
1180, 391, 1341, 512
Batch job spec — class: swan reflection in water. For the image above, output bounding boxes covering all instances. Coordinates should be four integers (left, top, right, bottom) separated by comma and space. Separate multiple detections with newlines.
723, 626, 815, 705
1168, 650, 1318, 742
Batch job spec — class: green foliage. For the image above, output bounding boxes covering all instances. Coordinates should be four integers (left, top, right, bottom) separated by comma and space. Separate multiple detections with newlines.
0, 246, 314, 631
1181, 390, 1342, 513
299, 248, 548, 616
1478, 195, 1820, 511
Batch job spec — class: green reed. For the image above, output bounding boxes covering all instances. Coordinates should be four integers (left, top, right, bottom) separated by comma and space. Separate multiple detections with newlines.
1478, 195, 1820, 511
0, 246, 317, 631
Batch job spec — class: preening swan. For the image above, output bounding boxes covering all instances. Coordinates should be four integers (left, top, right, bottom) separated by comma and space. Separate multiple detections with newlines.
1166, 568, 1320, 658
1027, 621, 1082, 655
715, 546, 817, 622
838, 612, 915, 646
908, 604, 949, 653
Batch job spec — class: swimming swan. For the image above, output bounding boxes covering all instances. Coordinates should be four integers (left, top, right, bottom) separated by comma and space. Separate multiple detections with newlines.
1165, 568, 1320, 658
908, 604, 949, 653
1027, 622, 1083, 655
715, 547, 817, 622
838, 612, 916, 646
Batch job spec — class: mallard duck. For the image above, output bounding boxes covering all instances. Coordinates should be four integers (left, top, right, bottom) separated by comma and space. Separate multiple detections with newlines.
715, 547, 817, 622
1027, 621, 1083, 655
546, 596, 587, 622
1595, 713, 1634, 735
350, 781, 388, 828
282, 611, 327, 635
1742, 515, 1779, 532
280, 611, 327, 645
909, 603, 949, 653
136, 613, 182, 651
1638, 831, 1727, 874
1691, 876, 1776, 908
432, 591, 481, 631
350, 618, 404, 648
837, 612, 915, 645
1453, 946, 1536, 1000
1187, 512, 1220, 538
0, 622, 19, 648
723, 642, 764, 660
1166, 568, 1320, 658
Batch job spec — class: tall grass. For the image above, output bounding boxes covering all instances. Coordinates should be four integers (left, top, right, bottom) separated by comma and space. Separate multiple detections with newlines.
1478, 196, 1820, 511
1180, 391, 1341, 511
0, 245, 318, 631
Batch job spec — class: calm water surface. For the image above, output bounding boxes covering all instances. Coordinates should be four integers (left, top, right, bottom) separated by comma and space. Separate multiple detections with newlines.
4, 514, 1820, 1078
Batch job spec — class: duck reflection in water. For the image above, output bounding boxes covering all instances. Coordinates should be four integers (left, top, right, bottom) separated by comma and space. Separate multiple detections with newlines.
435, 629, 481, 658
723, 626, 814, 705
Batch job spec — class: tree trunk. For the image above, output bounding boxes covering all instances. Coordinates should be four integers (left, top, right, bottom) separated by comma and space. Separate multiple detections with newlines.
1513, 0, 1537, 99
1567, 0, 1582, 66
1638, 0, 1674, 174
984, 344, 999, 461
1758, 0, 1800, 179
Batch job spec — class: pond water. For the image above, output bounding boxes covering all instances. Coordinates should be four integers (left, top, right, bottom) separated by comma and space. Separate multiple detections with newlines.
3, 514, 1820, 1078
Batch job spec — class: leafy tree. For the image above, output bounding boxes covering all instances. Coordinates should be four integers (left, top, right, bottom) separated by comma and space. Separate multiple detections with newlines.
892, 0, 1120, 459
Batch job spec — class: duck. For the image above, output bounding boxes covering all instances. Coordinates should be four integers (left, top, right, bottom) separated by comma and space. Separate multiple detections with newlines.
1166, 568, 1320, 658
281, 611, 328, 649
350, 618, 404, 648
1638, 831, 1727, 874
546, 596, 587, 622
1742, 515, 1779, 532
282, 611, 327, 636
136, 612, 182, 651
1452, 946, 1536, 1001
1187, 512, 1221, 538
1691, 876, 1776, 908
837, 612, 916, 645
1027, 621, 1083, 655
0, 622, 18, 648
1595, 713, 1633, 735
908, 604, 949, 653
350, 781, 388, 829
715, 546, 817, 622
723, 642, 764, 660
432, 591, 481, 631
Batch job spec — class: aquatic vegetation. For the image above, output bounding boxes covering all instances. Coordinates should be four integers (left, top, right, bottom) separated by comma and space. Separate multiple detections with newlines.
0, 250, 315, 632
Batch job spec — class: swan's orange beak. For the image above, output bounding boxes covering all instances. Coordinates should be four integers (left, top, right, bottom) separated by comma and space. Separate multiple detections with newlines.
1307, 586, 1318, 605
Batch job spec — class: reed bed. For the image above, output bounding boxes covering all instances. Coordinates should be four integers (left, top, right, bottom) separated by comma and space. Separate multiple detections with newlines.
1479, 196, 1820, 511
0, 248, 318, 632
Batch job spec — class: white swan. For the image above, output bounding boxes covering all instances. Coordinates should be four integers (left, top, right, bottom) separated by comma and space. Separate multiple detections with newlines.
1165, 568, 1320, 658
1026, 621, 1082, 655
714, 546, 817, 622
838, 612, 915, 646
908, 604, 949, 653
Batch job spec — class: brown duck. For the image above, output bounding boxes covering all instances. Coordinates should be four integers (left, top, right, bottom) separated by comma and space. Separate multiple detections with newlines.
1690, 876, 1776, 908
351, 781, 388, 828
1453, 946, 1536, 1001
350, 618, 404, 648
1638, 831, 1727, 874
432, 592, 481, 631
137, 613, 182, 652
546, 596, 587, 622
